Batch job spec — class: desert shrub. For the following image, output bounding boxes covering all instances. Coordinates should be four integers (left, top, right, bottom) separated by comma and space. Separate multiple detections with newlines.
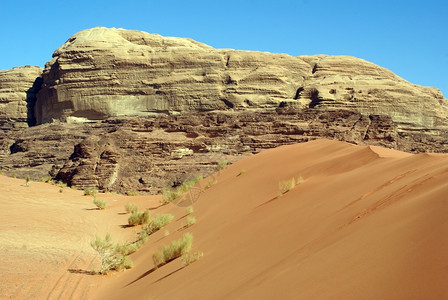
128, 209, 150, 226
90, 234, 133, 274
161, 176, 203, 204
84, 188, 98, 197
141, 214, 174, 237
40, 176, 52, 183
181, 251, 204, 266
56, 181, 67, 188
152, 233, 193, 267
238, 169, 246, 176
125, 202, 139, 214
12, 171, 17, 178
116, 240, 144, 256
278, 177, 296, 195
216, 160, 228, 171
186, 216, 196, 227
127, 191, 139, 196
161, 188, 176, 204
186, 206, 194, 214
93, 197, 106, 210
59, 189, 63, 193
204, 179, 217, 189
25, 175, 30, 186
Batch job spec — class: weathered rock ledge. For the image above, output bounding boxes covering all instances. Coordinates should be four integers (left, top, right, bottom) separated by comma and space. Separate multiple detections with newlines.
1, 109, 447, 194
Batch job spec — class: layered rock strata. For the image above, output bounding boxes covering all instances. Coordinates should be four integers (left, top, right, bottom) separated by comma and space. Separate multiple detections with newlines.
1, 110, 447, 194
34, 27, 447, 138
0, 66, 43, 127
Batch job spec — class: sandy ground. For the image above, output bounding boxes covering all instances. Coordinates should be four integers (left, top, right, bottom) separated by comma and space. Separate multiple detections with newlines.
0, 176, 160, 299
2, 139, 448, 299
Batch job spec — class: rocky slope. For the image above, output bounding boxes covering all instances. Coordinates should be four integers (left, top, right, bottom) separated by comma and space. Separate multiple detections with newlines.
0, 27, 447, 193
2, 109, 447, 194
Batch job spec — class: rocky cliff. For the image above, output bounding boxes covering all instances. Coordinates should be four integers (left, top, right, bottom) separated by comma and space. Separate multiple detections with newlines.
0, 27, 447, 193
0, 66, 43, 128
35, 27, 447, 135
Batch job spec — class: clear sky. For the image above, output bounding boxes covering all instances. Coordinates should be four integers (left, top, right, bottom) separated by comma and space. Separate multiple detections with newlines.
1, 0, 447, 96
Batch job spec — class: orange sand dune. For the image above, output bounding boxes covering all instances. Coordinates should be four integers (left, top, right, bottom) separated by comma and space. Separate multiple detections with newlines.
2, 139, 448, 299
94, 139, 448, 299
0, 176, 161, 299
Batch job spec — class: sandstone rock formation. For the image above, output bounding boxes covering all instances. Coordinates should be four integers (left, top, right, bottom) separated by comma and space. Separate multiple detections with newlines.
0, 66, 42, 128
1, 109, 446, 194
35, 27, 447, 136
0, 27, 447, 194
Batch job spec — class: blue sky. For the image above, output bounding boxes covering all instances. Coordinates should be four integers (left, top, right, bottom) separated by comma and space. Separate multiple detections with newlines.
1, 0, 447, 96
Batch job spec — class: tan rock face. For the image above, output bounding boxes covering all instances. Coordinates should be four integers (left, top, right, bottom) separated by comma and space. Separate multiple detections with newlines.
36, 26, 447, 135
0, 66, 43, 127
35, 27, 311, 123
298, 55, 448, 132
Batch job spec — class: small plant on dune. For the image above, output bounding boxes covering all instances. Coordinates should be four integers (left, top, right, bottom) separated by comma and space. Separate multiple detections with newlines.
93, 197, 106, 210
56, 181, 67, 188
186, 216, 196, 227
216, 160, 228, 171
84, 187, 98, 197
179, 216, 197, 230
161, 176, 203, 205
115, 240, 144, 256
181, 251, 204, 266
161, 188, 176, 204
40, 176, 52, 183
204, 179, 217, 190
152, 233, 193, 268
0, 170, 4, 175
90, 233, 133, 274
278, 176, 304, 196
186, 206, 194, 215
25, 175, 30, 187
238, 169, 246, 176
127, 191, 139, 196
125, 202, 139, 214
278, 177, 296, 195
12, 171, 17, 179
128, 209, 150, 226
140, 213, 174, 239
59, 188, 63, 193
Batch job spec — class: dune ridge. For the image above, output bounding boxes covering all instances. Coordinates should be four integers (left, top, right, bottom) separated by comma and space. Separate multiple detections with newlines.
95, 139, 448, 299
1, 139, 448, 299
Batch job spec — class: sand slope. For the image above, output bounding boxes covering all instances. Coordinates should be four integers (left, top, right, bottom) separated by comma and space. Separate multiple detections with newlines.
2, 139, 448, 299
0, 176, 160, 299
94, 139, 448, 299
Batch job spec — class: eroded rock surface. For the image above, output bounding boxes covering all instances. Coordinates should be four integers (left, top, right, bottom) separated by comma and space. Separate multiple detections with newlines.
0, 27, 447, 193
35, 27, 447, 137
0, 66, 43, 127
2, 110, 447, 194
